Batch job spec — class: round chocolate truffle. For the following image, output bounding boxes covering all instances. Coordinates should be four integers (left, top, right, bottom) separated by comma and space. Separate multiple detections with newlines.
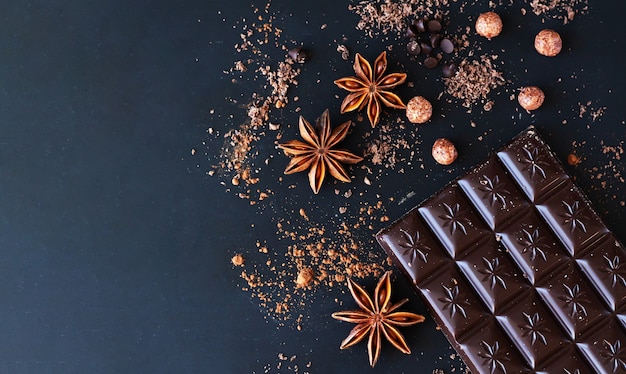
406, 96, 433, 124
432, 138, 458, 165
518, 86, 545, 111
475, 12, 503, 40
534, 29, 562, 57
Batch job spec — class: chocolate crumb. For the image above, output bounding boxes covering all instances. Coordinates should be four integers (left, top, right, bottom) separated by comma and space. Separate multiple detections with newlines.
567, 153, 581, 166
337, 44, 350, 60
296, 267, 314, 288
231, 254, 245, 266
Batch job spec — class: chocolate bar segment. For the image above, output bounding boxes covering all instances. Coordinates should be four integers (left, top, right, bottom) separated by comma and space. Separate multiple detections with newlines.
377, 128, 626, 373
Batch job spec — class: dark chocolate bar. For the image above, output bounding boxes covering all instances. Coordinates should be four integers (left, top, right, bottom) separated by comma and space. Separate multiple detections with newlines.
376, 128, 626, 373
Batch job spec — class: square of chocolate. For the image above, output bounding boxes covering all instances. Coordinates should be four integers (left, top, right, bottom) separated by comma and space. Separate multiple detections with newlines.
377, 128, 626, 373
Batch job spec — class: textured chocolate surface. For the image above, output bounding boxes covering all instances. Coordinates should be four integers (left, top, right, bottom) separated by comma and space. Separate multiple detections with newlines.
376, 128, 626, 373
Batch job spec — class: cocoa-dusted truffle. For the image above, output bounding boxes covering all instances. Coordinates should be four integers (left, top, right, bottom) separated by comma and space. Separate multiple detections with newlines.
475, 12, 503, 40
432, 138, 457, 165
534, 29, 562, 57
406, 96, 433, 124
518, 86, 545, 111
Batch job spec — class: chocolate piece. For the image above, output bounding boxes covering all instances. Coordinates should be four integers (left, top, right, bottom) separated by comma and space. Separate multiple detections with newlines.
440, 38, 454, 54
427, 19, 442, 33
419, 42, 433, 56
288, 47, 309, 63
406, 24, 419, 38
430, 34, 442, 49
441, 62, 457, 78
377, 128, 626, 373
413, 18, 426, 33
424, 56, 438, 69
407, 40, 421, 55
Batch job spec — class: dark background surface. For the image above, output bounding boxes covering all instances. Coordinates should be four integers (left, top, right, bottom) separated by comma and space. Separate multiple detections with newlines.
0, 0, 624, 373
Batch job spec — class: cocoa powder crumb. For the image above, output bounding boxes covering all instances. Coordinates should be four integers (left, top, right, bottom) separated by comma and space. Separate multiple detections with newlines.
337, 44, 350, 60
296, 267, 314, 288
231, 254, 245, 266
578, 100, 606, 122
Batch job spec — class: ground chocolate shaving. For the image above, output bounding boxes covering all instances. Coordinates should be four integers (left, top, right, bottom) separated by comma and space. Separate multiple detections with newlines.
525, 0, 589, 24
348, 0, 452, 38
443, 54, 506, 110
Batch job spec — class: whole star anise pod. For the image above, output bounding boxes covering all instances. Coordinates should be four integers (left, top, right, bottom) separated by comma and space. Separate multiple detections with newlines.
331, 271, 425, 367
334, 51, 407, 127
278, 109, 363, 194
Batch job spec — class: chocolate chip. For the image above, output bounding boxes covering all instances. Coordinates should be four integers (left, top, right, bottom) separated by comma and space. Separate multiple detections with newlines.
419, 42, 433, 56
424, 56, 438, 69
413, 18, 426, 33
441, 62, 457, 77
427, 19, 442, 33
288, 47, 309, 63
407, 40, 421, 55
430, 34, 442, 48
406, 24, 419, 38
440, 38, 454, 54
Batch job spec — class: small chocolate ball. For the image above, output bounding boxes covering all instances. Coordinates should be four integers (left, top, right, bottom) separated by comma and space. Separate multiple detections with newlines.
534, 29, 562, 57
432, 138, 458, 165
475, 12, 503, 40
406, 96, 433, 124
518, 86, 545, 111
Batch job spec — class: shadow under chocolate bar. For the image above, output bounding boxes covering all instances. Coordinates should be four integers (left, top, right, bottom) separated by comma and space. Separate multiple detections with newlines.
376, 127, 626, 374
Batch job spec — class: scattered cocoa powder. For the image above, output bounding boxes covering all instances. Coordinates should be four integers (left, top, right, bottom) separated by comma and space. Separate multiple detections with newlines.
578, 100, 607, 122
260, 352, 312, 374
337, 44, 350, 60
571, 140, 625, 199
363, 119, 421, 170
210, 4, 302, 207
235, 201, 390, 327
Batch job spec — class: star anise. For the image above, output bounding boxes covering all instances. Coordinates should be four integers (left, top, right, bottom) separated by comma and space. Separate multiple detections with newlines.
334, 51, 407, 127
331, 271, 425, 367
278, 109, 363, 194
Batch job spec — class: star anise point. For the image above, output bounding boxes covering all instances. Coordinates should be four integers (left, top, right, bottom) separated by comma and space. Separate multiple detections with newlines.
278, 109, 363, 194
331, 271, 425, 367
334, 51, 407, 128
